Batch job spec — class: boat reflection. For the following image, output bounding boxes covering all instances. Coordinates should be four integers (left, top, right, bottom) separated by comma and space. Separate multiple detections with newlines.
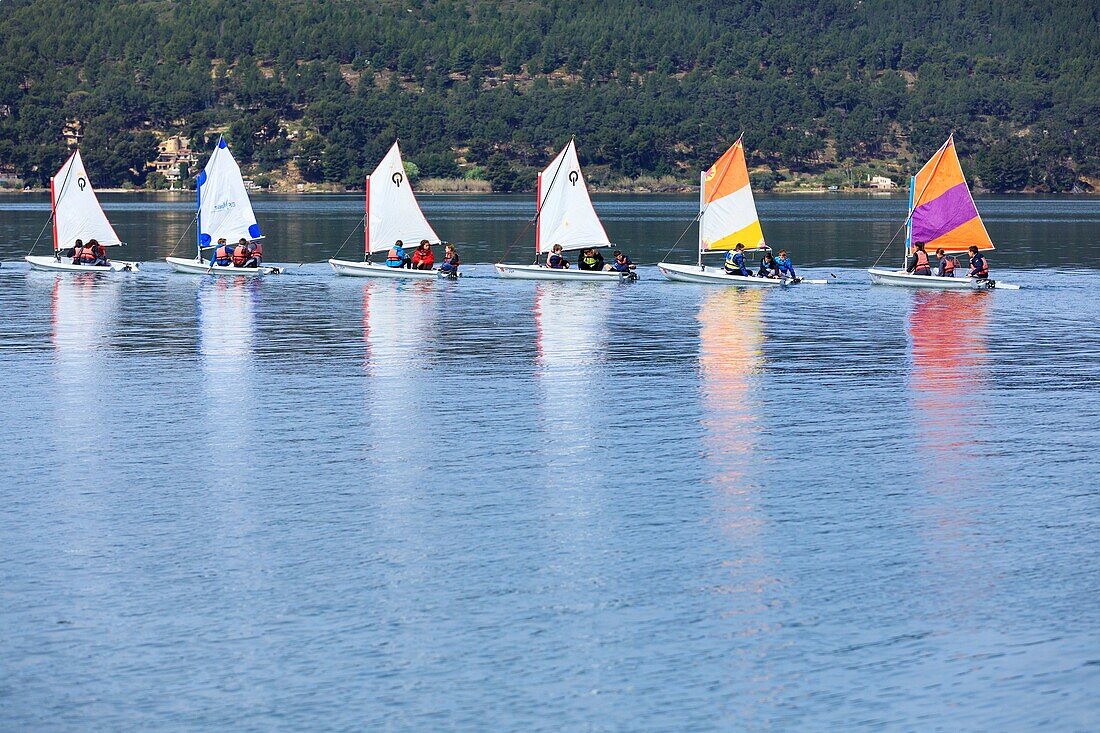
534, 282, 609, 440
697, 288, 765, 495
198, 277, 258, 381
362, 280, 437, 376
362, 281, 437, 479
49, 274, 121, 442
697, 288, 783, 677
907, 291, 991, 452
51, 273, 121, 367
907, 290, 993, 607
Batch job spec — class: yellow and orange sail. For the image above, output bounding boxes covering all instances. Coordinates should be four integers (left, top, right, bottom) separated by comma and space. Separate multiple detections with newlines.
908, 136, 994, 254
699, 138, 765, 252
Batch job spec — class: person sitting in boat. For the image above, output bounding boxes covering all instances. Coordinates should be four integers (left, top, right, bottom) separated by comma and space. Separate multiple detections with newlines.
967, 246, 989, 280
547, 244, 569, 269
386, 240, 411, 268
62, 238, 84, 264
91, 240, 109, 266
210, 238, 233, 267
245, 240, 263, 268
758, 252, 781, 278
724, 243, 750, 277
438, 243, 460, 277
411, 240, 435, 270
776, 250, 798, 281
231, 238, 251, 267
578, 247, 605, 271
935, 248, 957, 277
609, 250, 636, 273
906, 243, 932, 276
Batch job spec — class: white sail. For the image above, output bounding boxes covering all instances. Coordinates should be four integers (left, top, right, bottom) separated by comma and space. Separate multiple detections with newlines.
366, 141, 440, 254
536, 139, 610, 254
52, 150, 122, 249
196, 137, 262, 250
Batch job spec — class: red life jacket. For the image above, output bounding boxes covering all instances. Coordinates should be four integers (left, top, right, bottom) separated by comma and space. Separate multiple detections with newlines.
215, 245, 232, 261
250, 242, 263, 259
77, 246, 97, 264
232, 244, 249, 266
412, 248, 434, 268
942, 256, 956, 274
913, 249, 930, 274
971, 255, 989, 277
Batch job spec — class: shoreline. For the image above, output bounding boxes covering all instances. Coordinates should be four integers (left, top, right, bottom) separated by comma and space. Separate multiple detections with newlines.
1, 187, 1087, 196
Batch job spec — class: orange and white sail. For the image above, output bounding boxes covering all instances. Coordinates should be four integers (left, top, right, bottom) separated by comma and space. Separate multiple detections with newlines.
906, 136, 994, 255
699, 138, 764, 253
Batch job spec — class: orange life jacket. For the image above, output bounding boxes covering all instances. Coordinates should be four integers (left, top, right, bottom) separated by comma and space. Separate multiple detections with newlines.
387, 247, 402, 261
250, 242, 263, 259
77, 246, 97, 264
942, 256, 956, 274
971, 254, 989, 277
913, 249, 930, 274
215, 245, 232, 261
232, 244, 249, 266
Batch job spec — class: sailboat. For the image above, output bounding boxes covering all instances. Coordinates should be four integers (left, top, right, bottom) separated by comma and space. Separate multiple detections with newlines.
659, 137, 824, 285
166, 137, 283, 276
329, 141, 450, 279
25, 150, 139, 272
495, 138, 628, 281
868, 135, 1017, 289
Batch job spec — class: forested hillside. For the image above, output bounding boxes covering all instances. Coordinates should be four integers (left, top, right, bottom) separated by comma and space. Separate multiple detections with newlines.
0, 0, 1096, 192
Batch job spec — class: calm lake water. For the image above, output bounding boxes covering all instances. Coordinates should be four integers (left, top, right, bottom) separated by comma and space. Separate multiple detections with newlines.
1, 194, 1098, 731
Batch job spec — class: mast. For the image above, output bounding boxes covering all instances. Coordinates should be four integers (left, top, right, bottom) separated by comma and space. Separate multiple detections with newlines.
904, 175, 915, 269
365, 174, 371, 260
535, 171, 542, 263
50, 174, 58, 251
697, 170, 705, 268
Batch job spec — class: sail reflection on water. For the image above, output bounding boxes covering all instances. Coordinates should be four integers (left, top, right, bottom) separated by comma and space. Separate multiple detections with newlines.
906, 290, 993, 606
534, 282, 610, 441
907, 291, 991, 452
697, 288, 766, 494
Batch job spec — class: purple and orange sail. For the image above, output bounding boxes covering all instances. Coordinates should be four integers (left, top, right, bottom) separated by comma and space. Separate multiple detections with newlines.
907, 136, 994, 255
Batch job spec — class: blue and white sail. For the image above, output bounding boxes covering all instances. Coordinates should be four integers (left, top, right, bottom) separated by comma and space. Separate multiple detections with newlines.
196, 137, 262, 255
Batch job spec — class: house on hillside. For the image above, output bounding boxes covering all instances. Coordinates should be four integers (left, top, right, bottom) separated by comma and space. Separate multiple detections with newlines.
149, 136, 197, 184
867, 175, 897, 189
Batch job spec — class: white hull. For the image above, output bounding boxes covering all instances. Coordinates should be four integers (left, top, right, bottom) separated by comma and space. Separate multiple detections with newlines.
494, 263, 634, 281
329, 259, 453, 279
867, 268, 1016, 290
166, 256, 284, 276
658, 263, 826, 286
26, 255, 138, 273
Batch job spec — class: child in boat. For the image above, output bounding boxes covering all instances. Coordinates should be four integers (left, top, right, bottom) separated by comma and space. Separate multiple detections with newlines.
90, 240, 108, 266
967, 246, 989, 279
438, 243, 460, 277
935, 248, 957, 277
775, 250, 797, 280
231, 239, 251, 267
906, 243, 932, 275
386, 240, 410, 268
547, 244, 569, 269
758, 252, 781, 278
578, 248, 604, 271
609, 250, 636, 273
210, 238, 233, 266
411, 240, 435, 270
60, 239, 82, 263
245, 241, 263, 268
724, 243, 750, 276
